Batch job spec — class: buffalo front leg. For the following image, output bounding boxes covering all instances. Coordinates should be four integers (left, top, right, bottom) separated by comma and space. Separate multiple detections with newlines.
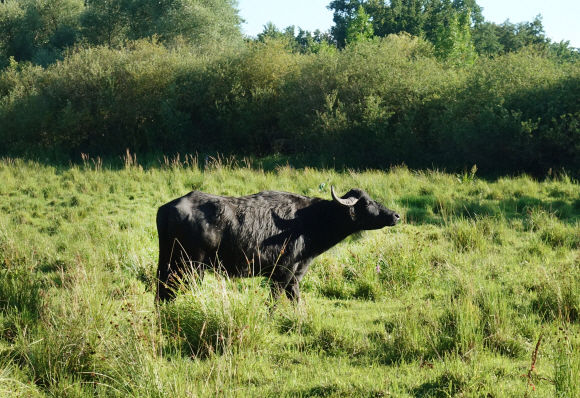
284, 260, 311, 304
284, 281, 300, 303
268, 266, 296, 306
269, 280, 287, 304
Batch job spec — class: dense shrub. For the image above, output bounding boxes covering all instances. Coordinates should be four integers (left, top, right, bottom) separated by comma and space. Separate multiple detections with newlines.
0, 0, 243, 67
437, 49, 580, 173
1, 35, 580, 174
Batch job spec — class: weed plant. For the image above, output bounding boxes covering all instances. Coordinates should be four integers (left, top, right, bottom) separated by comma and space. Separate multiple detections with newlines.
0, 155, 580, 396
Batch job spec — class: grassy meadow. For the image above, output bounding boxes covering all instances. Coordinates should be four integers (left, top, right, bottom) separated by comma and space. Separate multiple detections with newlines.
1, 154, 580, 397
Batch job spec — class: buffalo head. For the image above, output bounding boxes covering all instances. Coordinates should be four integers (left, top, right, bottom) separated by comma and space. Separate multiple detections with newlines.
331, 186, 400, 230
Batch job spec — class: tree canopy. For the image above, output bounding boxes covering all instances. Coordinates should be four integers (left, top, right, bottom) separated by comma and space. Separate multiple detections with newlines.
0, 0, 243, 67
327, 0, 579, 62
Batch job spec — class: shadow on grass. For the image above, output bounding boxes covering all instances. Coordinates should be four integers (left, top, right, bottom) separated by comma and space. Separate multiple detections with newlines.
401, 194, 580, 225
273, 384, 387, 398
410, 369, 473, 398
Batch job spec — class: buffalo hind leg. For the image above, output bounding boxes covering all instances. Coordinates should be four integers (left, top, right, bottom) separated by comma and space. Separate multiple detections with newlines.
157, 247, 205, 302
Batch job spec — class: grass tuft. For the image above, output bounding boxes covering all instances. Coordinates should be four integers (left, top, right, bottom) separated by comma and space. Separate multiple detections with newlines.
161, 274, 271, 357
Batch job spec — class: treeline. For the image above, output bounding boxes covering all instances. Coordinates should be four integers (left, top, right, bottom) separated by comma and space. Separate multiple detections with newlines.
1, 35, 579, 174
1, 0, 580, 174
2, 0, 578, 68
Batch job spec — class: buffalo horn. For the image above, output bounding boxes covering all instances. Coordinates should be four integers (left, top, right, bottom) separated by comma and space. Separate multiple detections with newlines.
331, 186, 359, 207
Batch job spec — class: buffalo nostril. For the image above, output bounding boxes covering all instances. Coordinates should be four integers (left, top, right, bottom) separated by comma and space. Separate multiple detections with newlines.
394, 213, 400, 220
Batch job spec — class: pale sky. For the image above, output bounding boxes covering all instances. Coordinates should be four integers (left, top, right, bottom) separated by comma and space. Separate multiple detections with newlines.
237, 0, 580, 48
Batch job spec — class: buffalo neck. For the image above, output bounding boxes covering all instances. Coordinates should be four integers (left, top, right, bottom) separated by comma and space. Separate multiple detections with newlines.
301, 199, 358, 255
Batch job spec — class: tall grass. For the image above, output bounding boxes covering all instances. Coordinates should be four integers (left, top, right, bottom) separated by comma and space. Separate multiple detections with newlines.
162, 274, 271, 357
1, 156, 580, 396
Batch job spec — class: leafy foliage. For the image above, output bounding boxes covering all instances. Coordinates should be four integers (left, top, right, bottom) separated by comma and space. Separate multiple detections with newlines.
2, 35, 579, 175
0, 0, 84, 67
0, 0, 243, 66
327, 0, 577, 63
345, 5, 374, 44
472, 15, 549, 56
256, 23, 335, 54
432, 8, 477, 65
328, 0, 483, 49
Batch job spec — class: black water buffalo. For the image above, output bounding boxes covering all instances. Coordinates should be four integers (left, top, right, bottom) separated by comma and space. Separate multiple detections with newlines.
156, 186, 400, 302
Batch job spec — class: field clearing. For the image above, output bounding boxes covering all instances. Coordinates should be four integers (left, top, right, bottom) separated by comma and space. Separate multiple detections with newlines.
0, 155, 579, 397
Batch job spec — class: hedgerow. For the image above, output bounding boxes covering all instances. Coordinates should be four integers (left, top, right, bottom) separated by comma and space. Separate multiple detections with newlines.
1, 35, 579, 174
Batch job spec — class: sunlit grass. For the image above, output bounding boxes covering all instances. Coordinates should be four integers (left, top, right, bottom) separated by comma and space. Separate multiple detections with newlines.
0, 155, 579, 396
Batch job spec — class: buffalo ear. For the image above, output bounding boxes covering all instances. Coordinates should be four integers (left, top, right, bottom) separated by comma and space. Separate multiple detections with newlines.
349, 206, 356, 221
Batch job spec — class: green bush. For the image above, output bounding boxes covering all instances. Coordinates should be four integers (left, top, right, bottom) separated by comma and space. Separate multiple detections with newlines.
2, 36, 580, 174
0, 0, 242, 67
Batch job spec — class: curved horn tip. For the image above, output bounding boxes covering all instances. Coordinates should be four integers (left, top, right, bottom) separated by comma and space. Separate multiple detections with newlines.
331, 185, 340, 201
